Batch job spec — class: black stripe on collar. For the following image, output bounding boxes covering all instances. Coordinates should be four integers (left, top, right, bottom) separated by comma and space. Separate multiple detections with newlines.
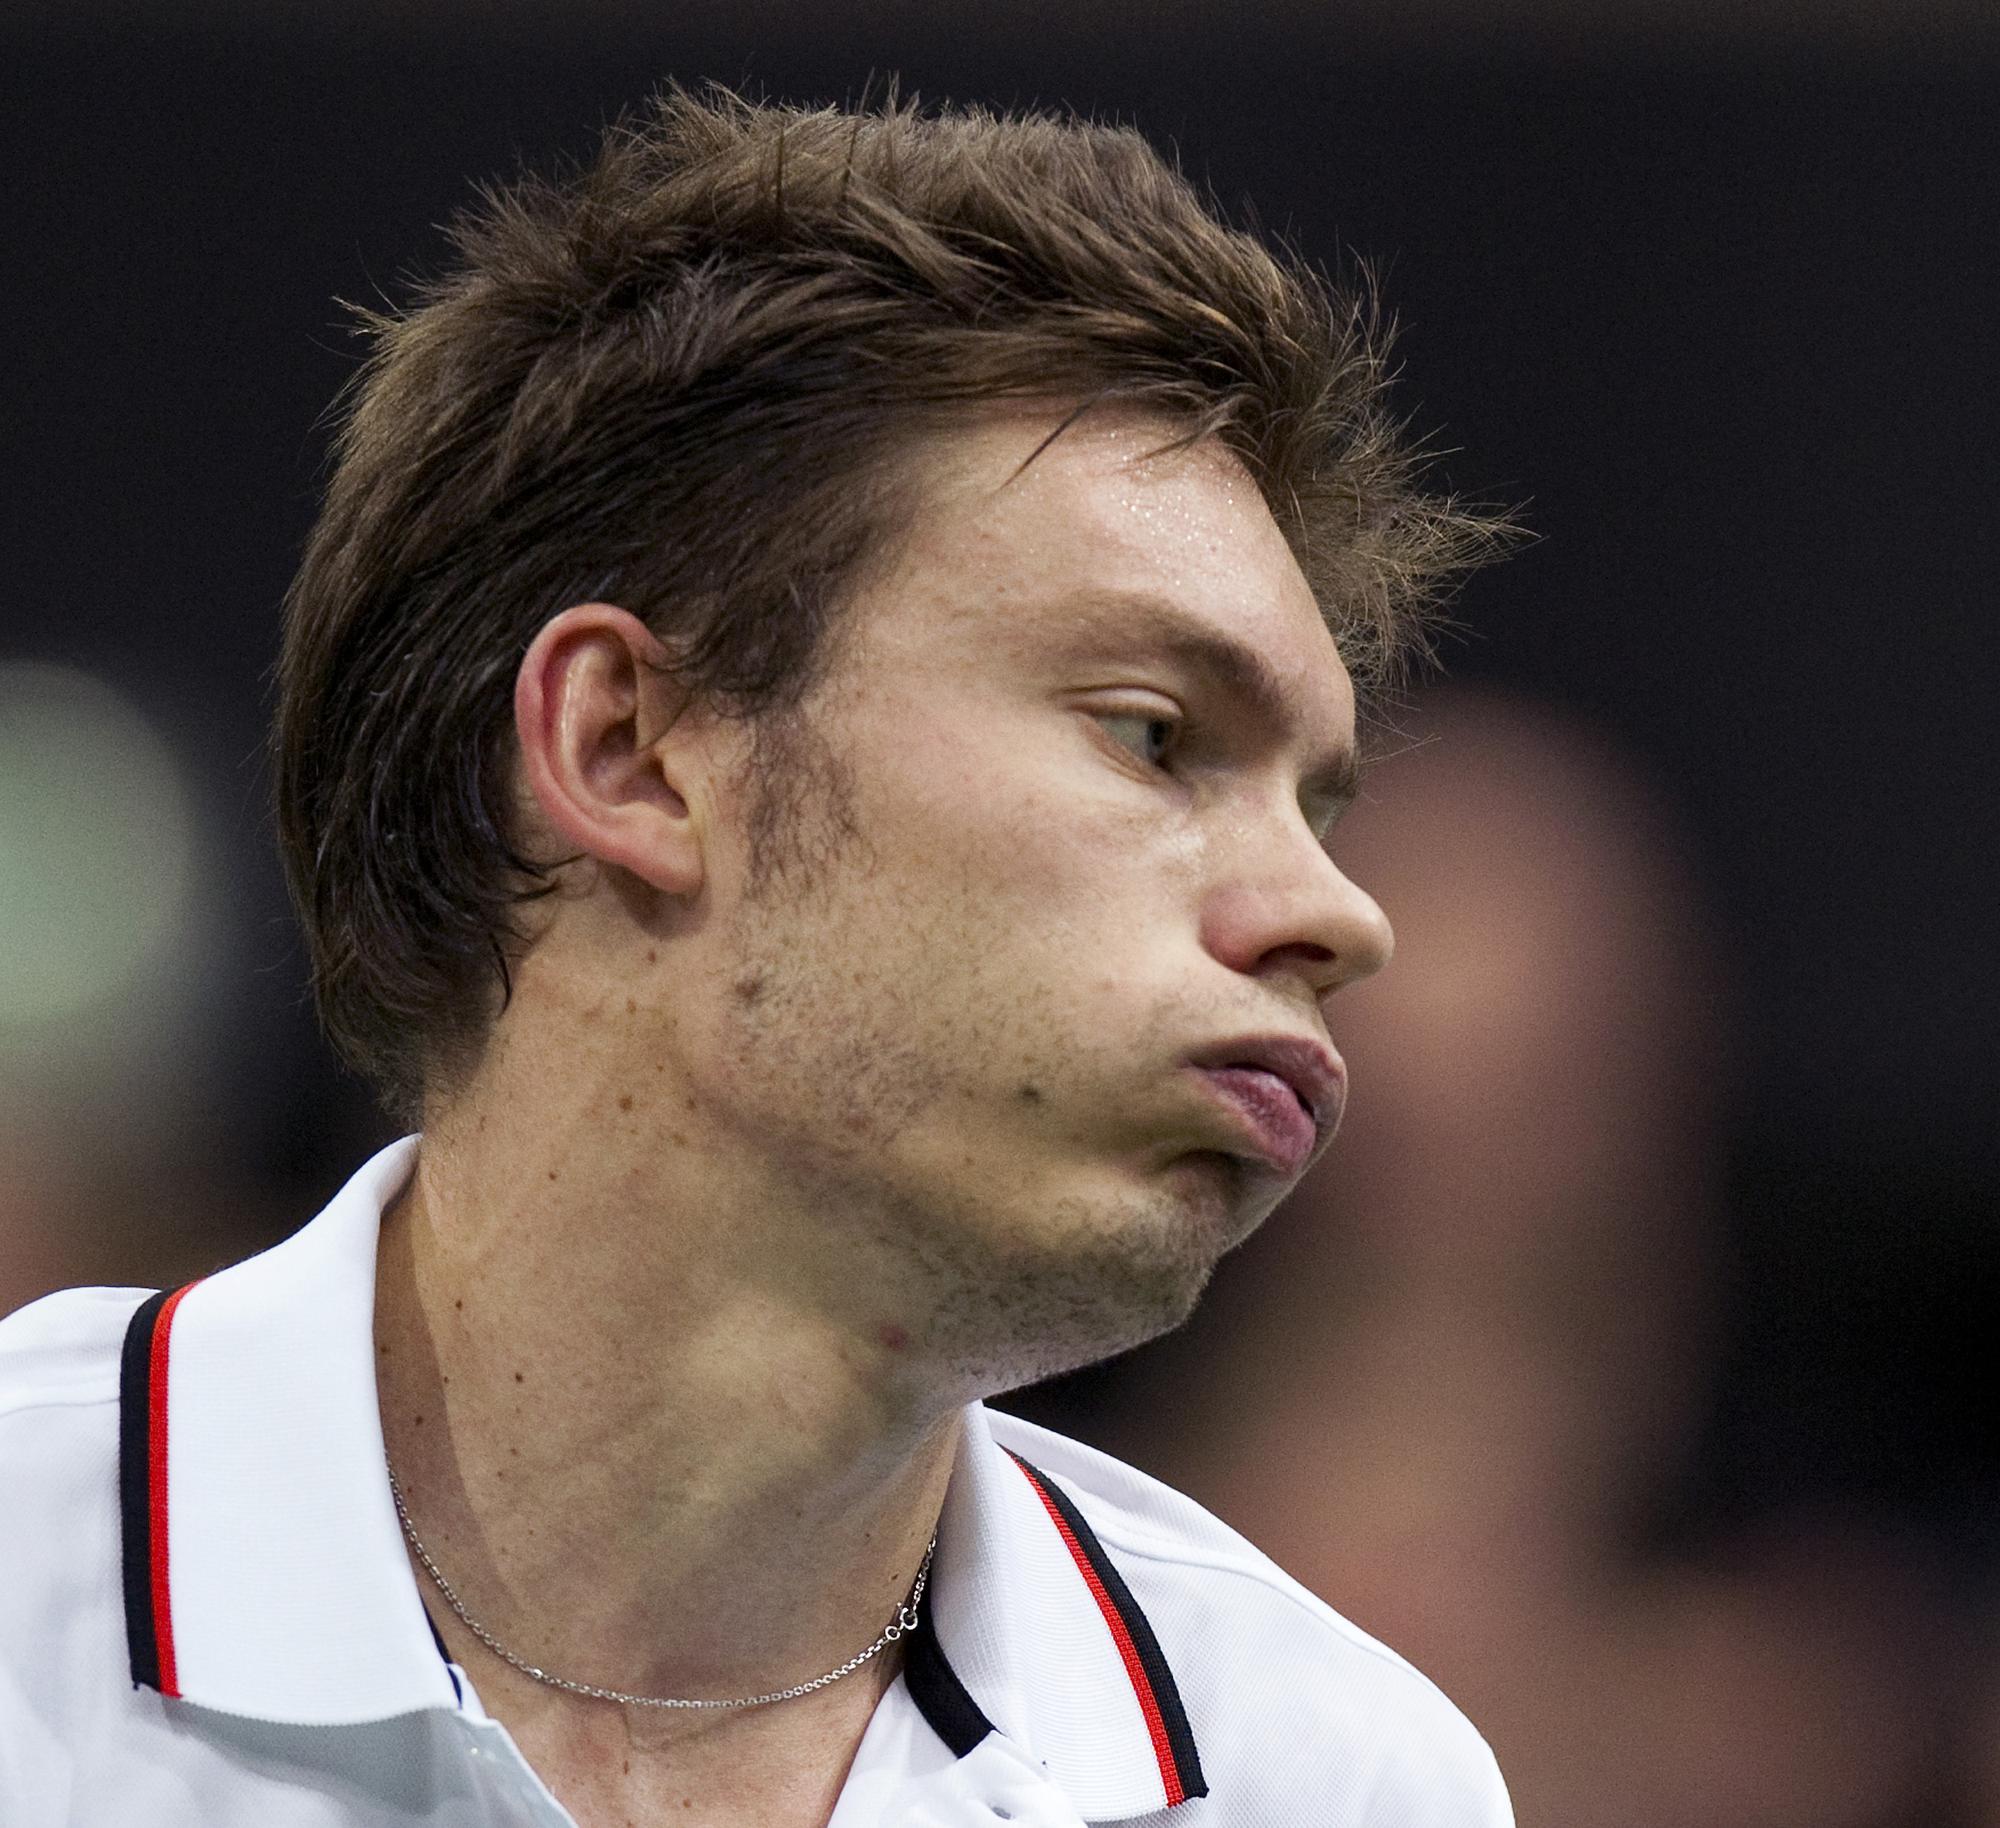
417, 1600, 465, 1706
118, 1289, 172, 1693
1006, 1450, 1208, 1804
902, 1567, 994, 1757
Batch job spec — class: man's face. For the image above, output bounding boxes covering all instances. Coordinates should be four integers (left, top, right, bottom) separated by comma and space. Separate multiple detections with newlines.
687, 409, 1393, 1389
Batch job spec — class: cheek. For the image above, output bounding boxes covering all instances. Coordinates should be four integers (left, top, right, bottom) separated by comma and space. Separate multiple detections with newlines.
881, 798, 1217, 1111
706, 907, 944, 1156
719, 709, 1214, 1108
900, 734, 1201, 917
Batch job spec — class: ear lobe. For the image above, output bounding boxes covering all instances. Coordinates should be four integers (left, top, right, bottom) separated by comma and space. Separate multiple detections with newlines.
513, 603, 706, 897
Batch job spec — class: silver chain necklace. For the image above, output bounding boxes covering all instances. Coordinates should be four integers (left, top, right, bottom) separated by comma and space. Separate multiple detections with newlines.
386, 1460, 935, 1710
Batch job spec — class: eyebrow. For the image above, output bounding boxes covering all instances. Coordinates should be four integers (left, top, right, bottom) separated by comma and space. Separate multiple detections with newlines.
1060, 591, 1364, 817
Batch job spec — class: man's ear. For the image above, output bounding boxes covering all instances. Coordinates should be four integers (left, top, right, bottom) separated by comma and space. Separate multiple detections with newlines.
513, 603, 709, 897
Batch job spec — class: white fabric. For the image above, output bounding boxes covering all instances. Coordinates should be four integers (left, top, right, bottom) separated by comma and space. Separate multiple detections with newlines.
0, 1138, 1512, 1826
165, 1142, 454, 1722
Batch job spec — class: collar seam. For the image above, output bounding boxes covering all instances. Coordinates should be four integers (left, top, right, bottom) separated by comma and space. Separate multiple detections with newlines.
0, 1387, 120, 1418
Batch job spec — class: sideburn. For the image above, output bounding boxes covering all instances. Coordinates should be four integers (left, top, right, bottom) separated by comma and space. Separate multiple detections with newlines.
740, 709, 869, 901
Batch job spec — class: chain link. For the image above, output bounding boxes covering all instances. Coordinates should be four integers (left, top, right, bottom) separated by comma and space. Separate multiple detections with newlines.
386, 1460, 934, 1710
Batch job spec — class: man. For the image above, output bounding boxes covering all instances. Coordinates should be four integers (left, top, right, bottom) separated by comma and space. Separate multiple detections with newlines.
0, 88, 1511, 1825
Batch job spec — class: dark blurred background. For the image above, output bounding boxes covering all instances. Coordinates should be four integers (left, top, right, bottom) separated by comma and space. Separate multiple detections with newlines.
3, 4, 1996, 1821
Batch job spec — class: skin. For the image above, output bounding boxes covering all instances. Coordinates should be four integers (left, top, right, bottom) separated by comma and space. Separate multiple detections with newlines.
374, 406, 1393, 1827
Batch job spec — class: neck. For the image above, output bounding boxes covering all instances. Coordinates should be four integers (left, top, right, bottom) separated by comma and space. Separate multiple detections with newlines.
372, 1107, 960, 1728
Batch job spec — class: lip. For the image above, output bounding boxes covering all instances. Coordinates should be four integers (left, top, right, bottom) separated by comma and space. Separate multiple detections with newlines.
1184, 1034, 1348, 1172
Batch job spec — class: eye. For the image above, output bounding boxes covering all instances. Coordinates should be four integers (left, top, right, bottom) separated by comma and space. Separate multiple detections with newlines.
1098, 710, 1181, 770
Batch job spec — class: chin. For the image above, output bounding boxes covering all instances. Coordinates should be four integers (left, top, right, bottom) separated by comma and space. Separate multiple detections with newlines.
936, 1159, 1251, 1393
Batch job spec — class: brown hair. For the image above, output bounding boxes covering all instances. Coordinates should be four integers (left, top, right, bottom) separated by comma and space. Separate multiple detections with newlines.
275, 84, 1503, 1122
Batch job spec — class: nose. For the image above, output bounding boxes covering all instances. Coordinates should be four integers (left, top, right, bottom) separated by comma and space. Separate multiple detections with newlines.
1200, 822, 1395, 1005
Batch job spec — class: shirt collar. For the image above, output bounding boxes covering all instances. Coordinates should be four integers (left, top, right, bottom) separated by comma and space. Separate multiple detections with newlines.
913, 1407, 1207, 1816
119, 1137, 1203, 1819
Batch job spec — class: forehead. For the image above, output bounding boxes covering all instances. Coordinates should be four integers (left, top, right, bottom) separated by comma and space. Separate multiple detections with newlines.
860, 408, 1352, 718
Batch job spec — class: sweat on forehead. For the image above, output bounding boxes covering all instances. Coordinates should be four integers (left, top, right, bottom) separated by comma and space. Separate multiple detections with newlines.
883, 411, 1324, 652
825, 408, 1360, 819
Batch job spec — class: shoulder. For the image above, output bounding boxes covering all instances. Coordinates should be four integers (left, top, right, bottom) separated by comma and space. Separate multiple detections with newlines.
0, 1283, 154, 1553
0, 1286, 155, 1740
0, 1282, 153, 1417
0, 1284, 153, 1601
986, 1408, 1513, 1827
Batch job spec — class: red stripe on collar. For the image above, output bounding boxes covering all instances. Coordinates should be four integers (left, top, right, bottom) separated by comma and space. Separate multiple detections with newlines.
1004, 1449, 1207, 1806
120, 1281, 199, 1697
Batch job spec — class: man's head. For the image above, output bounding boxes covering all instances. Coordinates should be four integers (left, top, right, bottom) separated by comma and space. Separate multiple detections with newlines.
432, 404, 1407, 1395
276, 85, 1495, 1125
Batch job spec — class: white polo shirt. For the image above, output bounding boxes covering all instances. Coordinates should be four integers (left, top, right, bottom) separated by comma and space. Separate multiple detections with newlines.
0, 1139, 1511, 1826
